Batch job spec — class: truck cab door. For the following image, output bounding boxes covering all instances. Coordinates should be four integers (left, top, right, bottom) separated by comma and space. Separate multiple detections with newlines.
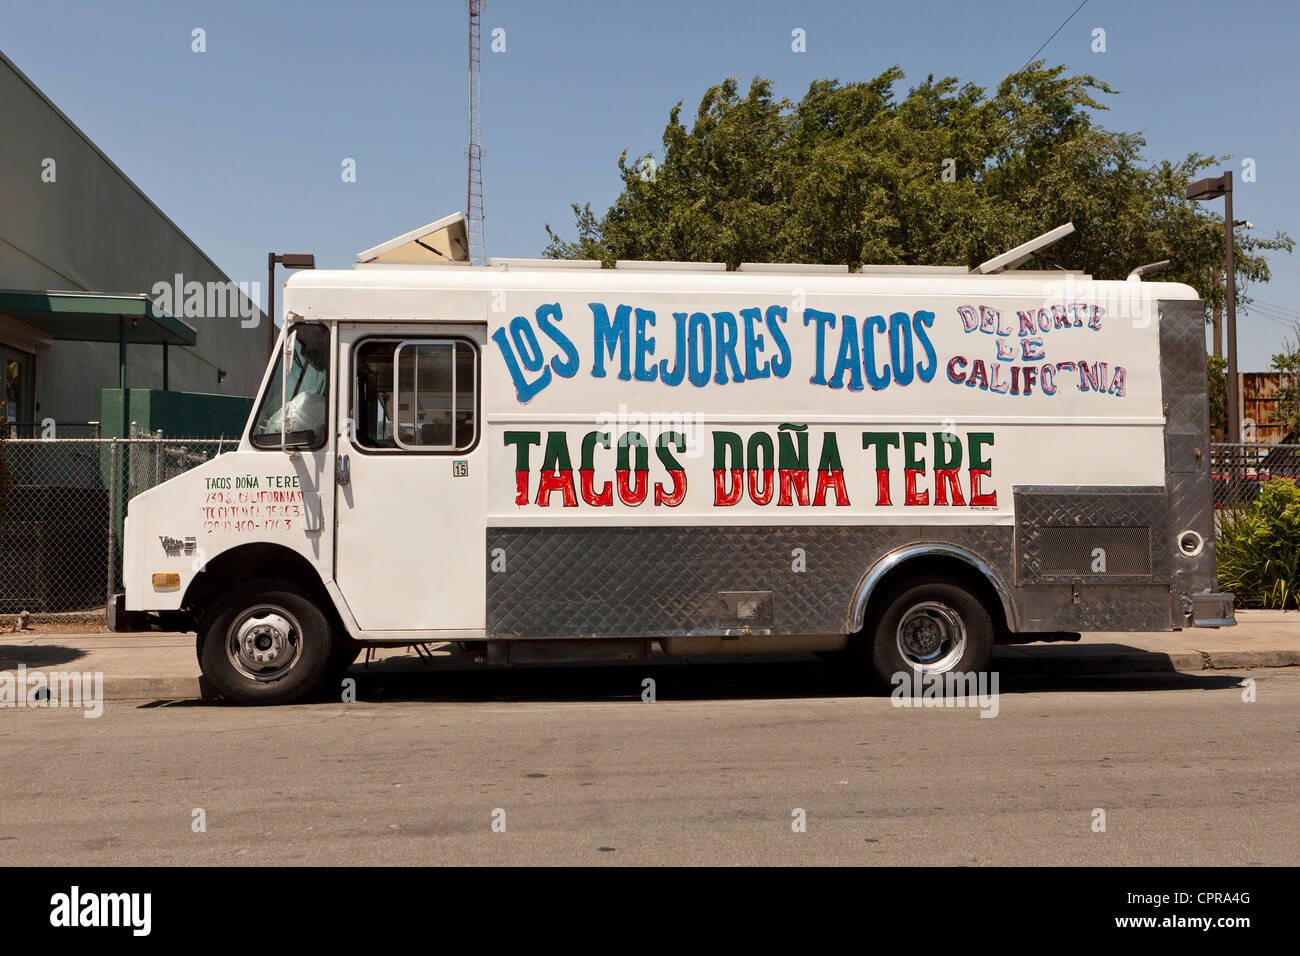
333, 323, 487, 633
245, 320, 335, 568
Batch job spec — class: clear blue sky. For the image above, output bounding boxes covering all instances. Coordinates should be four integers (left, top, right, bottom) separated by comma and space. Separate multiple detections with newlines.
3, 0, 1298, 369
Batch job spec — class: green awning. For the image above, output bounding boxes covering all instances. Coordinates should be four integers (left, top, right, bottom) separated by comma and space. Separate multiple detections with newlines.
0, 290, 196, 346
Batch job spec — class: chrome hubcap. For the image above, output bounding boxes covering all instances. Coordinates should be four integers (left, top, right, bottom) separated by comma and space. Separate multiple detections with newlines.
896, 601, 967, 672
228, 608, 302, 682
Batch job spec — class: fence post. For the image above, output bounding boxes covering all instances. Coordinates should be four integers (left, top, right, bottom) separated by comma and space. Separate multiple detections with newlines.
1234, 444, 1243, 510
106, 438, 118, 607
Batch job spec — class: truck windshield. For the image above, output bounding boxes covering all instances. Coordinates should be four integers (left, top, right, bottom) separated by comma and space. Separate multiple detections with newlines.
251, 324, 330, 448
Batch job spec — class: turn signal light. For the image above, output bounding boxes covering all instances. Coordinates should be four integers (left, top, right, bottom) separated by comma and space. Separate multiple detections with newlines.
152, 572, 180, 589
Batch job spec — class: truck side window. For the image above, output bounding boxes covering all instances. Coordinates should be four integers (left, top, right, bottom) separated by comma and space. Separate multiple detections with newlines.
353, 338, 477, 453
354, 341, 397, 448
250, 324, 330, 449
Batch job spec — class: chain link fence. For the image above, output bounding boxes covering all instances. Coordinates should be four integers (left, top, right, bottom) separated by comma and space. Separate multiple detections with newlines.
0, 434, 233, 623
1211, 443, 1300, 510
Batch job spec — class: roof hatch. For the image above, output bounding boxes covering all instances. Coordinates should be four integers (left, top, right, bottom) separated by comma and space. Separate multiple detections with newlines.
355, 212, 471, 266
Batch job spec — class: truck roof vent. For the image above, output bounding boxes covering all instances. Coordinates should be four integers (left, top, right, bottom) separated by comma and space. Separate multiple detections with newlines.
615, 260, 726, 272
736, 263, 849, 274
488, 258, 603, 270
856, 264, 970, 275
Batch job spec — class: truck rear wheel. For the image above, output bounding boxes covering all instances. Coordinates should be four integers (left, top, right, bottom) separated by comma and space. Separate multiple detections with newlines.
198, 578, 333, 705
858, 575, 994, 691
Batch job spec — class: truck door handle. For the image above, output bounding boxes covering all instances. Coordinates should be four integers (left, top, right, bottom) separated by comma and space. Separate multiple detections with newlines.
337, 453, 350, 487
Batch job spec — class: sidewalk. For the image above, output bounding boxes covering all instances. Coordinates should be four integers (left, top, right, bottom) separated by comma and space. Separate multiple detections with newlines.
1, 610, 1296, 701
993, 610, 1300, 674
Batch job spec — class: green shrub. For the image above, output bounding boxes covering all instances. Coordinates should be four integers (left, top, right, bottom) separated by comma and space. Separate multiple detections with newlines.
1216, 479, 1300, 609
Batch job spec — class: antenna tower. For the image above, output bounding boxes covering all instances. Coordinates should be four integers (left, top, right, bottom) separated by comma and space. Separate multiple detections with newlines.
467, 1, 486, 265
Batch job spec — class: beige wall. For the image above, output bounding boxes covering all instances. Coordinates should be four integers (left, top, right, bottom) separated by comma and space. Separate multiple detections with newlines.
0, 50, 267, 425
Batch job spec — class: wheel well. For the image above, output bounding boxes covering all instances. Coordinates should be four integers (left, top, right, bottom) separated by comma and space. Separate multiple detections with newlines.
183, 544, 349, 641
852, 554, 1011, 637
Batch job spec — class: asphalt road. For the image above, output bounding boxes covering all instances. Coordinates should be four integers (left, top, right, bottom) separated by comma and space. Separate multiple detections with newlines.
1, 661, 1295, 866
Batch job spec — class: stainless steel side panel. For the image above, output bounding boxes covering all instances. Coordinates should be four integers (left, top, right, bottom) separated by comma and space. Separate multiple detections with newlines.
485, 525, 1014, 639
1158, 298, 1220, 625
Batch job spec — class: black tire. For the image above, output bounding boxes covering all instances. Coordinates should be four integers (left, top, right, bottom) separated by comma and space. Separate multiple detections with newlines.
198, 577, 334, 705
330, 644, 362, 673
318, 644, 363, 701
856, 575, 994, 692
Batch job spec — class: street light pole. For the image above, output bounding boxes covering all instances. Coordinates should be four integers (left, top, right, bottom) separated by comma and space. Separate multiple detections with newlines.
1186, 172, 1240, 442
1222, 171, 1238, 444
266, 252, 277, 362
266, 253, 316, 362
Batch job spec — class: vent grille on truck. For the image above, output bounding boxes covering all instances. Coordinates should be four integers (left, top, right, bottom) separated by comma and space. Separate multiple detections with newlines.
1036, 526, 1152, 576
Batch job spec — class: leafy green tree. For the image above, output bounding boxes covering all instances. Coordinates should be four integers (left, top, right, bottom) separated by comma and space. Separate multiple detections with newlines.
1207, 355, 1227, 441
544, 63, 1292, 324
1270, 332, 1300, 440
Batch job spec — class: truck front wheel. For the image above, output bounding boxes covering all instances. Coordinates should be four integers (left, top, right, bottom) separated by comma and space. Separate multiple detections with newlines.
198, 578, 333, 705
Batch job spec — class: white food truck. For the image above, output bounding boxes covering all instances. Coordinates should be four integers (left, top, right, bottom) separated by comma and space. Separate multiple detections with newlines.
111, 215, 1234, 704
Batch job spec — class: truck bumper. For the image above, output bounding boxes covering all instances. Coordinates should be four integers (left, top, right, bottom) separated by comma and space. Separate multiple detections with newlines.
1192, 592, 1236, 628
107, 593, 148, 632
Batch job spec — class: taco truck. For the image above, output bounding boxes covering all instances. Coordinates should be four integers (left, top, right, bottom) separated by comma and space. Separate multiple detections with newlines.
110, 215, 1234, 704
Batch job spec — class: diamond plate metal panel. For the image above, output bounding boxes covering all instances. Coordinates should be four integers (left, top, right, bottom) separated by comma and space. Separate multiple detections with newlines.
1014, 584, 1172, 631
1159, 299, 1212, 427
1015, 486, 1167, 586
486, 525, 1014, 639
1165, 433, 1205, 475
1159, 298, 1219, 623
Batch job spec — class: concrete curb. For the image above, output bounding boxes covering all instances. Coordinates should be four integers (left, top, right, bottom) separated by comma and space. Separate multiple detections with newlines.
999, 649, 1300, 675
84, 649, 1300, 701
993, 647, 1300, 676
992, 650, 1206, 675
1199, 649, 1300, 670
110, 677, 206, 701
